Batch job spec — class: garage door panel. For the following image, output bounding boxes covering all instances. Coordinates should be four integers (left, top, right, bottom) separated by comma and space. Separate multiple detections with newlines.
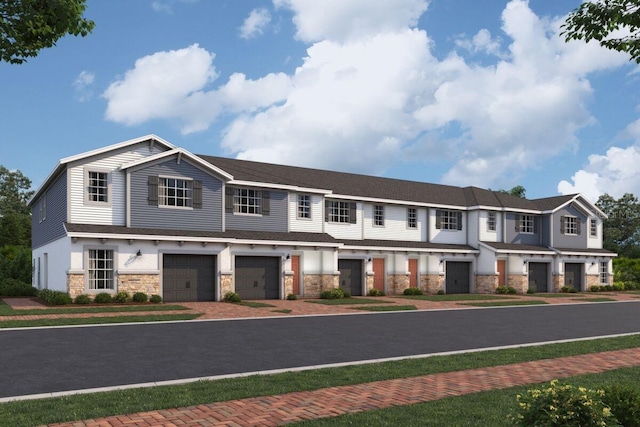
235, 256, 280, 300
528, 263, 548, 293
163, 255, 216, 302
446, 262, 470, 294
338, 259, 363, 296
564, 263, 582, 292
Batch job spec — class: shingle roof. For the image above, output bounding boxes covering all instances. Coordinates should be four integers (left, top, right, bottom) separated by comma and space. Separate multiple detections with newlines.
532, 194, 577, 211
480, 242, 556, 253
340, 239, 476, 252
553, 247, 617, 255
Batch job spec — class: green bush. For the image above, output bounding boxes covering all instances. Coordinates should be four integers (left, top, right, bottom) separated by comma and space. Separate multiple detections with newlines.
495, 286, 508, 294
526, 288, 535, 294
320, 288, 346, 299
612, 282, 625, 291
38, 289, 72, 305
0, 245, 32, 284
589, 285, 601, 292
603, 285, 613, 291
624, 281, 638, 290
403, 287, 423, 296
113, 291, 131, 303
93, 292, 112, 304
0, 278, 38, 296
506, 286, 517, 294
222, 291, 241, 303
74, 294, 92, 304
602, 385, 640, 427
560, 286, 578, 293
343, 290, 351, 298
286, 293, 297, 300
132, 292, 148, 303
149, 294, 162, 303
367, 288, 386, 296
510, 380, 616, 426
437, 289, 445, 295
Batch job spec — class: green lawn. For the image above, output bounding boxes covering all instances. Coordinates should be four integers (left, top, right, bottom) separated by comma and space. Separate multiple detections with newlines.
306, 297, 393, 305
398, 294, 515, 301
0, 299, 189, 316
577, 298, 617, 302
460, 300, 548, 307
1, 334, 638, 427
0, 313, 201, 328
351, 305, 417, 312
532, 293, 585, 298
235, 301, 276, 308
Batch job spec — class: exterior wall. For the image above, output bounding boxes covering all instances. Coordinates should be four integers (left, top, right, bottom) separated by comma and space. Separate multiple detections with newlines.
303, 274, 339, 297
504, 213, 541, 245
32, 236, 71, 292
552, 275, 563, 293
130, 158, 223, 232
67, 274, 84, 299
325, 202, 363, 240
220, 273, 233, 296
363, 204, 423, 242
587, 216, 603, 249
32, 170, 68, 249
388, 274, 410, 294
586, 274, 600, 289
478, 210, 502, 243
508, 274, 527, 293
475, 274, 498, 293
551, 205, 588, 249
69, 142, 166, 225
289, 193, 323, 233
428, 208, 467, 245
226, 190, 288, 232
117, 274, 160, 297
421, 274, 444, 294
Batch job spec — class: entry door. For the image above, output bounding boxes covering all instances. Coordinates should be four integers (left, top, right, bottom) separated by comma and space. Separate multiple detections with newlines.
528, 263, 548, 293
291, 255, 300, 295
373, 258, 385, 292
564, 263, 582, 292
497, 260, 506, 287
446, 262, 470, 294
408, 259, 418, 288
338, 259, 363, 296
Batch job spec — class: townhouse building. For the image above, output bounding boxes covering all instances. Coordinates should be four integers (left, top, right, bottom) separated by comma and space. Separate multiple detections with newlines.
29, 135, 615, 301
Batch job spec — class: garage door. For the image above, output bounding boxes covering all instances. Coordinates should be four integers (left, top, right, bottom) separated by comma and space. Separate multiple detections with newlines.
528, 262, 548, 293
564, 263, 582, 292
235, 256, 280, 300
446, 262, 471, 294
163, 254, 216, 302
339, 259, 363, 296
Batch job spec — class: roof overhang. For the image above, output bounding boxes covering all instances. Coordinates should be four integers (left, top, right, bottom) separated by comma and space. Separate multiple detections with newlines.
120, 148, 234, 181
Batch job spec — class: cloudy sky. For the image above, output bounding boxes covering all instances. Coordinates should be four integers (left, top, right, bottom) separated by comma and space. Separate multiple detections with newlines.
1, 0, 639, 201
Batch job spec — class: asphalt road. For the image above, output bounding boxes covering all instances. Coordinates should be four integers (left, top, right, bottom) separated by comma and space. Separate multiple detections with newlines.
2, 301, 640, 399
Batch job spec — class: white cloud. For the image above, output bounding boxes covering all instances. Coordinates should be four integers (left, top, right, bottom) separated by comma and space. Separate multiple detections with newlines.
151, 1, 173, 14
455, 29, 504, 57
72, 70, 95, 102
240, 8, 272, 39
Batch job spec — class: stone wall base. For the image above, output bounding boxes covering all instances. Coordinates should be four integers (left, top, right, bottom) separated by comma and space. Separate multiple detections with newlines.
284, 273, 294, 298
586, 274, 601, 289
421, 274, 444, 294
508, 275, 527, 293
552, 275, 563, 293
475, 275, 498, 294
220, 274, 233, 299
67, 274, 84, 299
118, 274, 160, 297
303, 274, 339, 298
365, 273, 375, 294
388, 274, 410, 295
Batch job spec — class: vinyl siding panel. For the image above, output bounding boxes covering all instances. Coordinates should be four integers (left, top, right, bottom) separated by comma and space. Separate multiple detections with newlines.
478, 210, 501, 243
289, 193, 323, 233
505, 212, 541, 245
325, 202, 363, 240
363, 204, 422, 241
552, 205, 588, 249
32, 170, 67, 249
429, 208, 466, 245
226, 190, 287, 232
69, 143, 166, 225
130, 159, 223, 231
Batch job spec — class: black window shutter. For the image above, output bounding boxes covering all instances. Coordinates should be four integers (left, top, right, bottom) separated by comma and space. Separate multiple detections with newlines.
325, 200, 330, 222
515, 214, 520, 232
349, 202, 357, 224
148, 176, 158, 206
225, 187, 234, 213
457, 211, 463, 230
193, 181, 202, 209
435, 210, 442, 229
262, 191, 270, 215
576, 219, 581, 235
560, 215, 565, 234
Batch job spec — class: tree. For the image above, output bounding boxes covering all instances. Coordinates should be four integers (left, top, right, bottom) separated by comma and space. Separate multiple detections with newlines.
496, 185, 526, 198
596, 193, 640, 257
562, 0, 640, 63
0, 0, 94, 64
0, 166, 33, 247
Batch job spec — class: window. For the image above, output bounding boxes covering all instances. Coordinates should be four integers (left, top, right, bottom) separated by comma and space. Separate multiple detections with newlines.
88, 249, 114, 290
159, 177, 193, 208
590, 218, 597, 238
407, 207, 417, 229
325, 200, 356, 224
562, 216, 579, 235
87, 171, 108, 203
487, 212, 496, 232
374, 205, 384, 227
600, 262, 609, 285
436, 210, 462, 230
297, 194, 311, 219
234, 188, 262, 214
517, 214, 535, 233
39, 193, 46, 223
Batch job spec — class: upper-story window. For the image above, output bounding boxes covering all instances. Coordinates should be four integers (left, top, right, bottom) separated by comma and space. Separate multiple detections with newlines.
88, 171, 108, 203
297, 194, 311, 219
487, 212, 496, 232
160, 177, 193, 208
374, 205, 384, 227
561, 215, 580, 235
600, 262, 609, 285
516, 214, 535, 234
407, 207, 417, 229
234, 188, 262, 214
325, 200, 356, 224
39, 193, 47, 223
436, 209, 462, 230
589, 218, 597, 238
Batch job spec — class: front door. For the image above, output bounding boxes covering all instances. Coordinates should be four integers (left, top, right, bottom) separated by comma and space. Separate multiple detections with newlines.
338, 259, 363, 296
564, 263, 583, 292
446, 262, 471, 294
528, 263, 548, 293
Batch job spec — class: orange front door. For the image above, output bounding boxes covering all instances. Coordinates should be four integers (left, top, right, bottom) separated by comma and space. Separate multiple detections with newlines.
409, 259, 418, 288
373, 258, 385, 291
291, 255, 300, 295
497, 260, 506, 286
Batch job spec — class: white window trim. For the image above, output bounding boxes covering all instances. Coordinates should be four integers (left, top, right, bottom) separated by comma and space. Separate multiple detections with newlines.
84, 246, 118, 293
39, 193, 47, 223
440, 210, 458, 231
599, 262, 609, 285
564, 215, 578, 236
407, 207, 417, 229
297, 194, 312, 220
373, 205, 385, 227
519, 214, 535, 234
327, 200, 351, 224
83, 167, 113, 207
158, 175, 194, 210
487, 212, 496, 232
234, 187, 262, 216
589, 218, 597, 238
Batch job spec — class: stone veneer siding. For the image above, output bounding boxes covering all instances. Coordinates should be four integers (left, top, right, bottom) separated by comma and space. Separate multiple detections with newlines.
220, 273, 233, 299
421, 274, 444, 294
586, 274, 602, 289
552, 275, 564, 293
117, 274, 160, 297
508, 275, 527, 293
388, 274, 410, 295
475, 275, 498, 294
67, 274, 84, 299
303, 274, 339, 298
365, 273, 375, 294
284, 273, 294, 298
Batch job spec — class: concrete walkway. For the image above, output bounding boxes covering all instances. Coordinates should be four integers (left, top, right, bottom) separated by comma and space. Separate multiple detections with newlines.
43, 347, 640, 427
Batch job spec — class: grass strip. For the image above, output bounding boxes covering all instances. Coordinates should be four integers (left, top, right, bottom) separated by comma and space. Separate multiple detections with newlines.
0, 313, 201, 328
533, 293, 584, 298
235, 301, 276, 308
0, 300, 189, 316
0, 334, 638, 427
306, 298, 393, 305
351, 305, 417, 312
398, 294, 515, 301
577, 298, 617, 302
293, 366, 640, 426
272, 309, 292, 313
460, 300, 549, 307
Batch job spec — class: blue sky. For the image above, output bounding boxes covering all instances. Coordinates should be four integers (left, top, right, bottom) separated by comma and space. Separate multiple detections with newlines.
1, 0, 639, 202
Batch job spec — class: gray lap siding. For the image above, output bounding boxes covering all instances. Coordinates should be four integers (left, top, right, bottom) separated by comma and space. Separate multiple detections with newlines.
225, 190, 288, 232
32, 170, 67, 249
130, 160, 223, 231
551, 205, 588, 249
504, 212, 541, 245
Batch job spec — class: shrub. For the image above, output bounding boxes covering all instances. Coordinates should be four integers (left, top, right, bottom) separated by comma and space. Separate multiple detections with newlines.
624, 281, 638, 290
343, 291, 351, 298
93, 292, 112, 304
603, 285, 613, 292
403, 287, 423, 296
495, 286, 508, 294
320, 288, 345, 299
526, 288, 535, 294
612, 282, 625, 291
222, 291, 241, 303
437, 289, 445, 295
38, 289, 72, 305
286, 293, 297, 300
602, 385, 640, 427
132, 292, 148, 303
560, 286, 578, 293
113, 291, 131, 303
74, 294, 92, 304
510, 380, 616, 426
367, 288, 386, 297
506, 286, 517, 294
589, 285, 601, 292
150, 294, 162, 303
0, 278, 38, 296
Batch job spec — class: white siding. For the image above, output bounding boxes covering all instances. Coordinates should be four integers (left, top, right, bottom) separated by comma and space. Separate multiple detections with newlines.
428, 208, 467, 245
587, 217, 603, 249
363, 204, 423, 241
478, 210, 502, 243
325, 202, 363, 240
289, 193, 323, 233
69, 143, 166, 225
32, 236, 71, 292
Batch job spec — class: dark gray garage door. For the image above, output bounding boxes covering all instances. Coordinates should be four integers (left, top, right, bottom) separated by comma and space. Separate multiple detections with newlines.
564, 263, 583, 292
446, 262, 470, 294
163, 254, 216, 302
339, 259, 363, 296
529, 262, 548, 293
235, 256, 280, 300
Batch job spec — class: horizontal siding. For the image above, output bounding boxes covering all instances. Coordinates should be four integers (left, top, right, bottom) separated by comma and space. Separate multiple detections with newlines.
505, 213, 541, 245
226, 190, 287, 232
32, 170, 67, 249
429, 208, 466, 245
130, 158, 223, 231
478, 210, 501, 242
289, 193, 323, 233
363, 204, 422, 241
325, 202, 363, 240
552, 205, 588, 249
69, 142, 166, 225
